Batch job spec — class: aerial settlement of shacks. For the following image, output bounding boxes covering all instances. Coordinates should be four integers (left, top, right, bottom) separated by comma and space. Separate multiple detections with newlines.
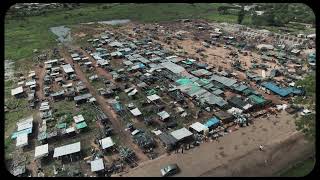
8, 19, 315, 176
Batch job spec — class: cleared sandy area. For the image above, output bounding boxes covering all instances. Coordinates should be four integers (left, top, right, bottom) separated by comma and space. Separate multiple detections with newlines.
114, 111, 314, 177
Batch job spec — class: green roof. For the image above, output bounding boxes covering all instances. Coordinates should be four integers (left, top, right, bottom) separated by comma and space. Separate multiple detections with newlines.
248, 95, 266, 105
182, 60, 193, 65
76, 121, 88, 129
57, 123, 67, 129
187, 85, 201, 95
176, 78, 193, 85
147, 89, 157, 96
203, 83, 214, 89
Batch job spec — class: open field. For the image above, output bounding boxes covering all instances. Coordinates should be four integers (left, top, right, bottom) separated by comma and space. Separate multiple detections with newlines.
5, 3, 231, 60
5, 3, 313, 60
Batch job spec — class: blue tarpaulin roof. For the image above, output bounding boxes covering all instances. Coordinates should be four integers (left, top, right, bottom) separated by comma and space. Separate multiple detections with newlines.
288, 87, 305, 95
261, 82, 291, 97
204, 117, 220, 128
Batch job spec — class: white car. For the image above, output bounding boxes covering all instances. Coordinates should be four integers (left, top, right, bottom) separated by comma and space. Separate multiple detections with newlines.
300, 109, 311, 116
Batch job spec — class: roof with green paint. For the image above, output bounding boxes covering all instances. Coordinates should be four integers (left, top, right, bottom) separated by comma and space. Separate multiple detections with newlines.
147, 89, 157, 95
57, 123, 67, 129
176, 78, 193, 85
248, 94, 266, 105
76, 121, 88, 129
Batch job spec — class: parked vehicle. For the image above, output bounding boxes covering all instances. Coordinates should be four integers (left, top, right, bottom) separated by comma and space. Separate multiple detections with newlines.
160, 164, 180, 177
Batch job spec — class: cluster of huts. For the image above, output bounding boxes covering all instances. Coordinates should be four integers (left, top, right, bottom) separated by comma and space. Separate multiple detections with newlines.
75, 26, 309, 154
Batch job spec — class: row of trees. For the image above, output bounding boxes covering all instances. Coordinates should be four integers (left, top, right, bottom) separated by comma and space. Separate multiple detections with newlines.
223, 3, 316, 27
294, 73, 316, 141
252, 4, 315, 26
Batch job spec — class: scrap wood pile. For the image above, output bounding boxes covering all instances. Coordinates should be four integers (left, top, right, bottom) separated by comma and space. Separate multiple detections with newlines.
132, 132, 155, 150
118, 146, 135, 162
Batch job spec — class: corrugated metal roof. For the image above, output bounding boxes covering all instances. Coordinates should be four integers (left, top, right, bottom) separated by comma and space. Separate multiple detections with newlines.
261, 82, 292, 97
53, 142, 81, 158
61, 64, 74, 74
76, 121, 87, 129
210, 74, 237, 87
248, 94, 266, 105
91, 158, 104, 172
204, 117, 220, 128
189, 122, 208, 132
16, 134, 28, 147
34, 144, 49, 159
170, 127, 193, 141
130, 108, 142, 116
99, 137, 115, 149
158, 132, 178, 146
11, 86, 24, 96
160, 61, 186, 74
17, 116, 33, 131
157, 111, 170, 120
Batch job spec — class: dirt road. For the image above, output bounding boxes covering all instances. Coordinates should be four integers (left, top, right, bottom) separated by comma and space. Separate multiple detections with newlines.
60, 47, 148, 162
35, 64, 46, 101
114, 111, 314, 177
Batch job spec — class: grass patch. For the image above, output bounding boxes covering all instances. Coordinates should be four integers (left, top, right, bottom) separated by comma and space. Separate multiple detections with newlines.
5, 3, 232, 60
52, 100, 77, 118
5, 80, 14, 97
5, 98, 31, 136
279, 157, 315, 177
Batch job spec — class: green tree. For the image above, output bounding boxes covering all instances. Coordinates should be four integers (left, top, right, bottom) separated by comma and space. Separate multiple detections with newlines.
218, 6, 229, 15
237, 5, 245, 24
294, 73, 316, 141
295, 113, 315, 141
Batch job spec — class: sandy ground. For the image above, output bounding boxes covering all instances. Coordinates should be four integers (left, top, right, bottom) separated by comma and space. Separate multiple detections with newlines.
114, 111, 314, 177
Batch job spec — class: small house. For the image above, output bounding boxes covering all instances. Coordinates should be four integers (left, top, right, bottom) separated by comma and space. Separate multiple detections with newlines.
11, 86, 26, 98
170, 127, 193, 143
53, 142, 81, 162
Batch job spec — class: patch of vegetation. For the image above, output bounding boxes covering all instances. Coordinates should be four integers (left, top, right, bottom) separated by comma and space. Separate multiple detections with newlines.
79, 104, 97, 122
293, 73, 315, 141
279, 157, 315, 177
91, 79, 105, 90
5, 3, 231, 60
5, 80, 14, 97
5, 3, 314, 62
52, 100, 77, 118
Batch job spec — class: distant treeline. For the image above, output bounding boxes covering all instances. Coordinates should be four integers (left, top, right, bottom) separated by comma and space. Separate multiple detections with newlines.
218, 3, 315, 26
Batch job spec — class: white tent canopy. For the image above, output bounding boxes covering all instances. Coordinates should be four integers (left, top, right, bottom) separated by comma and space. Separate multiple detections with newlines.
91, 158, 104, 172
53, 142, 81, 158
34, 144, 49, 159
99, 137, 115, 149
